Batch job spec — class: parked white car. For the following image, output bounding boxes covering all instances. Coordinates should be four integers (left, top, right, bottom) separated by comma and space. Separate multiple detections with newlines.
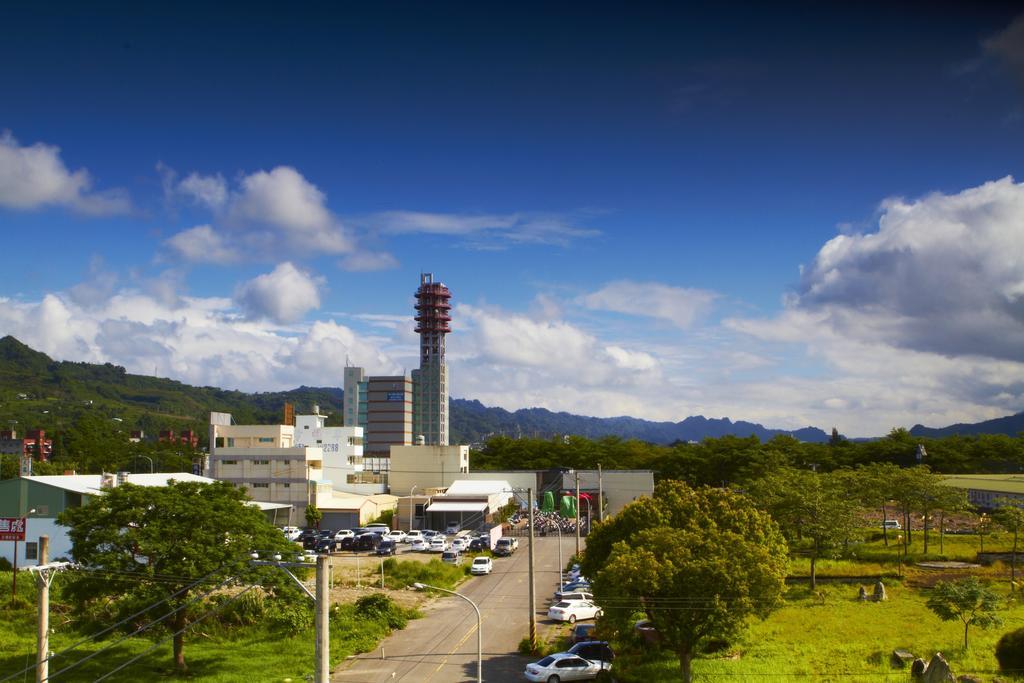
450, 537, 469, 552
548, 600, 603, 624
386, 530, 408, 543
524, 652, 611, 682
470, 556, 493, 575
446, 521, 460, 534
281, 526, 302, 541
406, 530, 425, 544
429, 537, 448, 553
410, 538, 430, 552
334, 529, 355, 542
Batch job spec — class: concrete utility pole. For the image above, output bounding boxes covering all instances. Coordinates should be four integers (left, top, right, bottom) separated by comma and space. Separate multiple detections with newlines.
527, 487, 537, 650
36, 535, 48, 683
575, 472, 581, 558
598, 463, 604, 523
251, 553, 327, 683
29, 538, 72, 683
315, 555, 330, 683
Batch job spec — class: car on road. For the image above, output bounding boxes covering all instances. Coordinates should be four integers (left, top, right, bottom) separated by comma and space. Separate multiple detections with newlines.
406, 530, 425, 544
548, 600, 603, 624
469, 537, 491, 552
386, 530, 408, 543
441, 550, 462, 565
376, 539, 397, 556
523, 652, 612, 682
450, 537, 469, 552
445, 521, 460, 534
570, 623, 597, 644
470, 556, 493, 575
567, 640, 615, 665
556, 581, 591, 596
355, 533, 381, 551
410, 538, 429, 552
429, 537, 448, 553
553, 591, 594, 604
494, 537, 518, 556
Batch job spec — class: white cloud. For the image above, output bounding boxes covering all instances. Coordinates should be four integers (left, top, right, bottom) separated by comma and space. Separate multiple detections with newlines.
231, 166, 348, 251
234, 262, 323, 324
0, 131, 130, 215
371, 210, 599, 248
580, 280, 719, 329
178, 172, 228, 209
795, 176, 1024, 361
0, 290, 399, 393
984, 12, 1024, 87
340, 251, 400, 272
165, 225, 240, 264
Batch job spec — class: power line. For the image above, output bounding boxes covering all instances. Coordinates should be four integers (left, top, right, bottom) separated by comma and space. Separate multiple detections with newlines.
89, 583, 261, 683
0, 564, 230, 683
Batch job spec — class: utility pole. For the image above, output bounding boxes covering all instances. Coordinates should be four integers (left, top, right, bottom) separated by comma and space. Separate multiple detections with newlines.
29, 538, 71, 683
527, 487, 537, 651
315, 555, 329, 683
37, 535, 48, 683
575, 472, 581, 557
598, 463, 604, 523
251, 553, 327, 683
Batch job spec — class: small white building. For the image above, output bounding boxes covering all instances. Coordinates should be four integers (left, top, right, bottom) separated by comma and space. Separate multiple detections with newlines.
0, 472, 289, 567
294, 406, 383, 495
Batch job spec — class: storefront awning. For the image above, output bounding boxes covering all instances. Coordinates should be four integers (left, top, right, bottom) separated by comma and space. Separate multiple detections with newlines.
426, 501, 488, 513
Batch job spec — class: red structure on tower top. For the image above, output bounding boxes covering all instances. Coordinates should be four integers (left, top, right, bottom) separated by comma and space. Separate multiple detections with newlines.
414, 273, 452, 335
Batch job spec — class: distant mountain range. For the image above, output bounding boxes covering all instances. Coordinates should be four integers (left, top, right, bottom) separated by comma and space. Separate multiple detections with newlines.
910, 413, 1024, 439
1, 335, 1020, 445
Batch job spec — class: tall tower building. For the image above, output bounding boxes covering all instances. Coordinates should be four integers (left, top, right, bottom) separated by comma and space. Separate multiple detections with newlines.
412, 273, 451, 446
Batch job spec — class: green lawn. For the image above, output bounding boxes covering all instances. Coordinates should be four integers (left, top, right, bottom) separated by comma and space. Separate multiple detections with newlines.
616, 582, 1024, 682
0, 572, 418, 682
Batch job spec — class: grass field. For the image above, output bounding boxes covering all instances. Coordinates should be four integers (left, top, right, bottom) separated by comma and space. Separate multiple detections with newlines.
612, 528, 1024, 682
0, 570, 420, 682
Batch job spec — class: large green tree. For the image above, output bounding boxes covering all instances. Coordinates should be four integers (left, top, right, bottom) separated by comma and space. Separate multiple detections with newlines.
748, 468, 860, 589
994, 500, 1024, 591
60, 480, 297, 672
580, 481, 788, 682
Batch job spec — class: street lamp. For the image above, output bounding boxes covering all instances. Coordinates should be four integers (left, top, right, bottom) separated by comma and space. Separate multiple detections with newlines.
135, 454, 154, 474
414, 582, 482, 683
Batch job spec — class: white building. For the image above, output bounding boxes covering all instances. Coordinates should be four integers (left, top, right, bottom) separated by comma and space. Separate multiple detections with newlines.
293, 406, 383, 495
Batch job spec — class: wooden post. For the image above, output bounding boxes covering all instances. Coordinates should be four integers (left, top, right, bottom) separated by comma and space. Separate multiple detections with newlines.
36, 535, 49, 683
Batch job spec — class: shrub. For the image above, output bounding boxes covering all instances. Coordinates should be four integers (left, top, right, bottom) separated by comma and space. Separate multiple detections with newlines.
0, 557, 12, 571
996, 626, 1024, 672
355, 593, 408, 630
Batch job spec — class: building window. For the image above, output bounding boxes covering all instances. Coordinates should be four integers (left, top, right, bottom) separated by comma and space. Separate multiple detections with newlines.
304, 425, 310, 429
281, 483, 290, 488
415, 504, 425, 517
221, 459, 239, 465
316, 440, 322, 444
252, 483, 269, 489
25, 542, 38, 560
258, 437, 274, 443
253, 459, 270, 465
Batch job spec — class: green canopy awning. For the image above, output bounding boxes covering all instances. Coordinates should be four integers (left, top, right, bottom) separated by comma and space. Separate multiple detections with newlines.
541, 490, 555, 513
560, 495, 577, 518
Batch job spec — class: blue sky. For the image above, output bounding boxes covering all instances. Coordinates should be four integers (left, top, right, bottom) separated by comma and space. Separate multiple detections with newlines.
1, 2, 1023, 436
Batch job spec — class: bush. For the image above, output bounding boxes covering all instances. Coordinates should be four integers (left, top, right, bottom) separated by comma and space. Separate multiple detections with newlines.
383, 559, 464, 591
996, 626, 1024, 672
0, 557, 12, 571
355, 593, 409, 630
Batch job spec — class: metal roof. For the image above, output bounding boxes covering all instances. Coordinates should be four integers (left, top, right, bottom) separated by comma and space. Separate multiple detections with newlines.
426, 501, 488, 512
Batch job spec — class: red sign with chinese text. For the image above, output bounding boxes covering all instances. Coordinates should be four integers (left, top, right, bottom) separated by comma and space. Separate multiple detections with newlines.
0, 517, 26, 541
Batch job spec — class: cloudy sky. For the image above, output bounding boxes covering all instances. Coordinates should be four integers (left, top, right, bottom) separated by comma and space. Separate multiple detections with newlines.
1, 3, 1023, 437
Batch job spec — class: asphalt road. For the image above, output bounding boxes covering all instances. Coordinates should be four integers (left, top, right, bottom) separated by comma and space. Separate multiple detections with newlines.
333, 535, 577, 683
